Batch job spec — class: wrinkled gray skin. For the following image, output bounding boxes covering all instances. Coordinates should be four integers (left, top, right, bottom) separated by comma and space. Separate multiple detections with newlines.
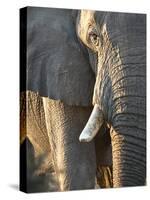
20, 91, 111, 192
77, 11, 146, 187
21, 7, 112, 192
20, 91, 59, 192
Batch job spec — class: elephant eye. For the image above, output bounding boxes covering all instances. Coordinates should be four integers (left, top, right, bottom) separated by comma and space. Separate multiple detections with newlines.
88, 28, 99, 47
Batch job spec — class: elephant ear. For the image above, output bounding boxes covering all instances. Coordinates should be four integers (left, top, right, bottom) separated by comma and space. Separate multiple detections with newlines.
26, 7, 95, 106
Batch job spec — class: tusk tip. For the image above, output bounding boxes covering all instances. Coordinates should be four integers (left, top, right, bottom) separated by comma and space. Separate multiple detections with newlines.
79, 134, 92, 143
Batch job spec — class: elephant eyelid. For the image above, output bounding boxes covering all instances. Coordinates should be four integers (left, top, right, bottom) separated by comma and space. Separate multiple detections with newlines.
87, 27, 99, 47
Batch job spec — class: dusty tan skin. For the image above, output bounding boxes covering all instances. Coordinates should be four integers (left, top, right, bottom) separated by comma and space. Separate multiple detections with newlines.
20, 91, 51, 163
20, 91, 58, 192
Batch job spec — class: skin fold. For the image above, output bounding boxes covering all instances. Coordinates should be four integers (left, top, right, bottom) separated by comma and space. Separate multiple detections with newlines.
77, 10, 146, 187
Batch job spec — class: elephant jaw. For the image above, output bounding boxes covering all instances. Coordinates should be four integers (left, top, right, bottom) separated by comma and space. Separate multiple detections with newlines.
79, 104, 104, 142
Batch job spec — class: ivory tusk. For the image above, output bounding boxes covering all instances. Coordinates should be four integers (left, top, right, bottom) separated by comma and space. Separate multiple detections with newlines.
79, 104, 104, 142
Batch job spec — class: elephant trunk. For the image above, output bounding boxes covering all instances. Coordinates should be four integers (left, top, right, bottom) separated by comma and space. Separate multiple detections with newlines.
111, 67, 146, 186
110, 33, 146, 186
111, 126, 146, 187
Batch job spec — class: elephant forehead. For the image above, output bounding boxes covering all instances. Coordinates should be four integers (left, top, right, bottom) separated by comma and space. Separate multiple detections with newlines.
78, 10, 95, 44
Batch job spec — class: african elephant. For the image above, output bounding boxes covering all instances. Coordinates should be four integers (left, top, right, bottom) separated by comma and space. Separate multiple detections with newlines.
20, 7, 112, 192
78, 11, 146, 187
20, 7, 146, 191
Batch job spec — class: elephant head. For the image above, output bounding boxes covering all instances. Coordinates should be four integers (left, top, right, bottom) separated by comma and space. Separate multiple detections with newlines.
78, 10, 146, 187
22, 7, 146, 191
